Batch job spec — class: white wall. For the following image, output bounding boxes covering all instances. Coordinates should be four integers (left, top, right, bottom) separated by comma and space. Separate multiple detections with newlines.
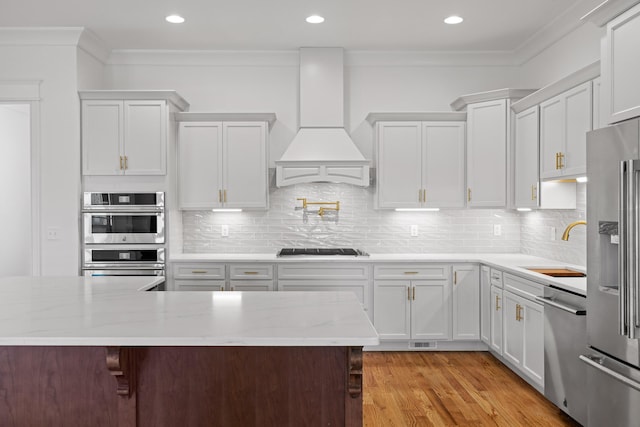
0, 104, 31, 276
0, 44, 81, 275
517, 23, 604, 88
77, 48, 106, 90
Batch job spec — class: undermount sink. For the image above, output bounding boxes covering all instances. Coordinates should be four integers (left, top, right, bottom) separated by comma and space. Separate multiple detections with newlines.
523, 267, 586, 278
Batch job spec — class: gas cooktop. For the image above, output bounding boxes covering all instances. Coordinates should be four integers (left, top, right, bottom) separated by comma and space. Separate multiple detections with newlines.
277, 248, 369, 257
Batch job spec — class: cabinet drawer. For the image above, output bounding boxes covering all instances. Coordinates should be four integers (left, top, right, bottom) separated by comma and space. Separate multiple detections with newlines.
278, 280, 367, 308
374, 264, 449, 280
229, 264, 273, 280
277, 264, 369, 280
490, 269, 503, 288
229, 280, 274, 291
173, 263, 226, 279
174, 279, 225, 291
503, 273, 543, 301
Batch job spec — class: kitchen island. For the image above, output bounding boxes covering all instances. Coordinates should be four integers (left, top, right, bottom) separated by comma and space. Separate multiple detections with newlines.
0, 276, 378, 426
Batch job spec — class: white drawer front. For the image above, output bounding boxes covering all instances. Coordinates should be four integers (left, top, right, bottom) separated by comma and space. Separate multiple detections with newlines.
229, 280, 274, 291
174, 279, 225, 291
374, 264, 449, 280
229, 264, 274, 280
490, 269, 503, 288
173, 263, 226, 279
278, 280, 367, 307
503, 273, 544, 300
277, 264, 369, 280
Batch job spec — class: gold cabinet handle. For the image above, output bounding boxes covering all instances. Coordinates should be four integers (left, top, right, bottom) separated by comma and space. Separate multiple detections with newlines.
219, 190, 222, 203
230, 286, 235, 291
404, 271, 419, 275
220, 285, 225, 291
407, 286, 411, 301
515, 303, 520, 321
191, 270, 207, 274
224, 189, 227, 203
418, 189, 422, 203
467, 188, 471, 202
124, 156, 128, 170
558, 152, 565, 169
495, 295, 501, 311
423, 189, 426, 203
531, 185, 535, 201
119, 156, 123, 170
555, 153, 559, 170
454, 271, 457, 285
243, 271, 259, 275
412, 286, 416, 301
519, 305, 524, 321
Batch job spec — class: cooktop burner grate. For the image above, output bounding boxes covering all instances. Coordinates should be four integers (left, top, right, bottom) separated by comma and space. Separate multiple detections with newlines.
277, 248, 368, 257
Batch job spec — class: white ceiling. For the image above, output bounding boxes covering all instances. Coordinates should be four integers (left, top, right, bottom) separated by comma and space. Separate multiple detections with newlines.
1, 0, 601, 52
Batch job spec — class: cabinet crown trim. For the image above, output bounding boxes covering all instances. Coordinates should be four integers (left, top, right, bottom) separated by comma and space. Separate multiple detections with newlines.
511, 61, 600, 113
365, 111, 466, 125
79, 90, 189, 111
581, 0, 640, 26
450, 88, 537, 111
176, 112, 277, 129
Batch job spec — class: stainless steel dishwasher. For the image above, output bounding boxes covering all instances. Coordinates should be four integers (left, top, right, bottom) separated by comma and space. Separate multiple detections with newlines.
536, 285, 587, 426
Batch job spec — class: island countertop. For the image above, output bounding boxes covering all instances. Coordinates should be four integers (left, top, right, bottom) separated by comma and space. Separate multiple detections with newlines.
0, 276, 379, 347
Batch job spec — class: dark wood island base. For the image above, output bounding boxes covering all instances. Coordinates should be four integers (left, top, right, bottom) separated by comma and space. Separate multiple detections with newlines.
0, 346, 364, 426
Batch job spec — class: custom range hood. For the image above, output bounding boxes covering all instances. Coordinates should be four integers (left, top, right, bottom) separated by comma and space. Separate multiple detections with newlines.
276, 48, 370, 187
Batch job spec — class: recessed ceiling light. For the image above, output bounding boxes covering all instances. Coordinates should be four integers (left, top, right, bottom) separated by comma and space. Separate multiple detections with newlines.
306, 15, 325, 24
166, 15, 185, 24
444, 15, 463, 25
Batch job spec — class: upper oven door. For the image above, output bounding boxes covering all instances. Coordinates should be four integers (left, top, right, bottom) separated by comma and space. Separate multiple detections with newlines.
82, 192, 164, 212
83, 212, 165, 244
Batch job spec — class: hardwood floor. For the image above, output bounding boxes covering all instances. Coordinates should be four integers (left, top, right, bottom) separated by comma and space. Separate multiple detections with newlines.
363, 352, 580, 427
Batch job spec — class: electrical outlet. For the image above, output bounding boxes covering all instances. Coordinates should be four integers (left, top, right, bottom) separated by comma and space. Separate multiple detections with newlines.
46, 227, 60, 240
411, 225, 418, 237
221, 225, 229, 237
550, 226, 556, 240
493, 224, 502, 236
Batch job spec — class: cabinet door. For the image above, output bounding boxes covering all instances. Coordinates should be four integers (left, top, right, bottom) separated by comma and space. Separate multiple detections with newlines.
502, 290, 523, 366
82, 100, 123, 175
452, 264, 480, 340
490, 285, 503, 354
539, 95, 564, 180
466, 99, 507, 207
480, 266, 491, 345
174, 279, 225, 291
223, 122, 268, 209
605, 4, 640, 124
423, 122, 466, 208
521, 299, 544, 387
563, 81, 592, 177
123, 100, 167, 175
593, 77, 603, 130
411, 280, 451, 340
377, 122, 423, 208
514, 106, 539, 208
178, 122, 223, 209
373, 280, 411, 340
229, 281, 274, 291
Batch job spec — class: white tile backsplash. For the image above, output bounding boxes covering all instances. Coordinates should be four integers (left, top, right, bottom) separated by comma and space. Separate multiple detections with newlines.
182, 183, 522, 254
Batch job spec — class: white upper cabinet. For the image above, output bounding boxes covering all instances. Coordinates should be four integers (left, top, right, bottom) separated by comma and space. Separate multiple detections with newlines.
466, 99, 507, 207
602, 3, 640, 124
177, 116, 271, 210
514, 106, 540, 209
373, 114, 466, 209
80, 91, 188, 176
540, 81, 592, 179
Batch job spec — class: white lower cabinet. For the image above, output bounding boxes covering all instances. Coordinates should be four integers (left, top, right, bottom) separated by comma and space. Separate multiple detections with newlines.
172, 262, 274, 291
452, 264, 480, 340
502, 274, 544, 388
480, 266, 491, 345
373, 264, 451, 341
490, 285, 504, 354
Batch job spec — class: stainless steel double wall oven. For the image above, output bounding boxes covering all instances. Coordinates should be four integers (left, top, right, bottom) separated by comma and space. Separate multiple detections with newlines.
81, 192, 166, 282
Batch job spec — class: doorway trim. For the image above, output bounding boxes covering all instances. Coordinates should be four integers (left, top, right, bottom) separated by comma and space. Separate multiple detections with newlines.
0, 80, 42, 275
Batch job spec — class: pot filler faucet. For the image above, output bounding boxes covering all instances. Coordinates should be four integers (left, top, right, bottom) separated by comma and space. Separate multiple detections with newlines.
562, 220, 587, 241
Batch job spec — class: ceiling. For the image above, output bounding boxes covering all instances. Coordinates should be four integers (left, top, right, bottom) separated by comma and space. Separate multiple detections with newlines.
1, 0, 601, 51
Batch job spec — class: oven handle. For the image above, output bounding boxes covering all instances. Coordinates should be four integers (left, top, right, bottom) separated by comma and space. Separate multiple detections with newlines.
535, 296, 586, 315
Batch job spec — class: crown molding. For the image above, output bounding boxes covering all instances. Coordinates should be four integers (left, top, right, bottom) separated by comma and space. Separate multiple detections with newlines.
107, 49, 299, 67
365, 112, 466, 125
346, 50, 517, 67
175, 112, 277, 128
0, 27, 84, 46
77, 28, 111, 64
450, 88, 538, 111
79, 90, 190, 111
581, 0, 640, 26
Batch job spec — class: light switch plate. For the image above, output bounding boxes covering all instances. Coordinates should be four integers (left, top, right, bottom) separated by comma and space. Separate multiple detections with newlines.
411, 225, 418, 237
46, 227, 60, 240
493, 224, 501, 236
221, 225, 229, 237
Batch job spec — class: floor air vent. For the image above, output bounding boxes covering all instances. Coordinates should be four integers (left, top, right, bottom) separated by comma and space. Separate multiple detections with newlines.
411, 342, 436, 349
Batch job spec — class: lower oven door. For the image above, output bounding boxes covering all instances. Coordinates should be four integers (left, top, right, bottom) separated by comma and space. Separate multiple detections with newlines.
82, 268, 165, 277
83, 212, 165, 244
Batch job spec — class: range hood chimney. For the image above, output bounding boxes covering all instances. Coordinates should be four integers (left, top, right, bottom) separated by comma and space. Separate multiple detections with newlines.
276, 48, 370, 187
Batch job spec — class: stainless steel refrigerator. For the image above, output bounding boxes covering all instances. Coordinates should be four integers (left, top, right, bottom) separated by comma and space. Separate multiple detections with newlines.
582, 117, 640, 426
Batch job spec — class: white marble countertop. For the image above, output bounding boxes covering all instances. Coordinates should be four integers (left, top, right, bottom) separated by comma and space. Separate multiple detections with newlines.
0, 276, 379, 347
170, 252, 587, 295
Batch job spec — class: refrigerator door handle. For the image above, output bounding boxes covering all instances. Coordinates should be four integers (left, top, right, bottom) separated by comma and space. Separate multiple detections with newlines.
580, 354, 640, 392
620, 160, 628, 336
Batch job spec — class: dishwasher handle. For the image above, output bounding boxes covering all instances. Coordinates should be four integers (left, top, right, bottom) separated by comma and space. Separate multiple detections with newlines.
535, 296, 586, 315
580, 354, 640, 392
